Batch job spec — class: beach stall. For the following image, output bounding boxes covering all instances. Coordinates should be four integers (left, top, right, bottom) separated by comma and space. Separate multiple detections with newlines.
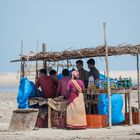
11, 42, 140, 129
11, 21, 140, 130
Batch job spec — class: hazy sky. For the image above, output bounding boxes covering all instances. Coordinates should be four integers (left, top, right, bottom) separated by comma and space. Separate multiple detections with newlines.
0, 0, 140, 72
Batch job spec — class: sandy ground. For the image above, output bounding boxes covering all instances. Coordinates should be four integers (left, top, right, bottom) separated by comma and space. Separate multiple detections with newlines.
0, 92, 140, 140
0, 71, 139, 139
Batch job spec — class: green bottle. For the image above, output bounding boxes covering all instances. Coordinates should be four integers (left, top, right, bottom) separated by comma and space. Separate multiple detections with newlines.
119, 77, 122, 89
126, 78, 129, 88
129, 77, 132, 88
124, 78, 127, 89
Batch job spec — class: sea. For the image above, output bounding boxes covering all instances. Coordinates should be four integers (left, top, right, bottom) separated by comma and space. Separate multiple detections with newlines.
0, 85, 18, 93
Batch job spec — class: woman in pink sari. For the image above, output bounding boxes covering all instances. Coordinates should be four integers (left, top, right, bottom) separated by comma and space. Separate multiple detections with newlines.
66, 70, 87, 129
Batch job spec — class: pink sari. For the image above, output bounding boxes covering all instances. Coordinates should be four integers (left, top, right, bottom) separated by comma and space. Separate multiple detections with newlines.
66, 80, 87, 129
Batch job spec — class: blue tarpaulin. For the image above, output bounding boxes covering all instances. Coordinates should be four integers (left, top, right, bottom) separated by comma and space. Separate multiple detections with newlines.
98, 94, 125, 124
17, 77, 36, 109
98, 74, 125, 124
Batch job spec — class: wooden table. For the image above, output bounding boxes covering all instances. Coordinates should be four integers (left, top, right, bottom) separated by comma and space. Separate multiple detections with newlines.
84, 88, 133, 125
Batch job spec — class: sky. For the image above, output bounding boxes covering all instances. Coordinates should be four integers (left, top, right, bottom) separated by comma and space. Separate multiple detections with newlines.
0, 0, 140, 72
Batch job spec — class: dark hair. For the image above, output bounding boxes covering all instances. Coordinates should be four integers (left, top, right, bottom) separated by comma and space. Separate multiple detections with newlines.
62, 69, 69, 76
76, 60, 83, 66
49, 69, 57, 76
87, 59, 95, 65
39, 69, 47, 75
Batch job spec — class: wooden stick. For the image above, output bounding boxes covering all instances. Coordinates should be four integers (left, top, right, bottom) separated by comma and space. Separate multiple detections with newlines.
42, 43, 47, 71
67, 59, 69, 70
35, 41, 39, 82
125, 94, 128, 113
103, 22, 112, 128
20, 40, 24, 79
57, 62, 59, 73
128, 92, 133, 125
48, 105, 52, 128
137, 54, 140, 124
13, 109, 39, 113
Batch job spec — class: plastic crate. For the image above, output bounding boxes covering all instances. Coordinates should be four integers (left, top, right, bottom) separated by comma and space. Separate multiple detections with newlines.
86, 114, 108, 128
125, 112, 139, 125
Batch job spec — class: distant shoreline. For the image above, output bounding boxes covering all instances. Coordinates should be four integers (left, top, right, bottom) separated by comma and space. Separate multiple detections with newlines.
0, 72, 19, 86
0, 71, 139, 85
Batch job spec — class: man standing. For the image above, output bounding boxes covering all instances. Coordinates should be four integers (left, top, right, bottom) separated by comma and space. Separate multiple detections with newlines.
76, 60, 89, 88
35, 69, 58, 98
87, 58, 100, 80
87, 58, 100, 114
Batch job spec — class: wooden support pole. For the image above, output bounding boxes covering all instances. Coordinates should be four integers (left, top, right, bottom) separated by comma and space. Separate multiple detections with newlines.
125, 94, 128, 113
137, 54, 140, 124
57, 62, 59, 73
48, 105, 52, 128
35, 41, 39, 82
67, 59, 69, 70
42, 43, 47, 71
20, 40, 24, 79
128, 92, 133, 125
103, 23, 112, 128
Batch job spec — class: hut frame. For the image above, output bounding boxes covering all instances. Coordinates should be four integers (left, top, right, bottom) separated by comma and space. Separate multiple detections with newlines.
11, 42, 140, 128
11, 21, 140, 128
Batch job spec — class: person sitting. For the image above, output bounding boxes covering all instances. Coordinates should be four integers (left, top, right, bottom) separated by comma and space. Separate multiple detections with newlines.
66, 70, 87, 129
35, 69, 58, 98
57, 69, 71, 98
49, 69, 58, 80
76, 60, 89, 88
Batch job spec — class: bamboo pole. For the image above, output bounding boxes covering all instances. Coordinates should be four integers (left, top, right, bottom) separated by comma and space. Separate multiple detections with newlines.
20, 40, 24, 79
57, 62, 59, 73
67, 59, 69, 70
35, 41, 39, 82
103, 23, 112, 128
137, 54, 140, 124
48, 105, 52, 128
128, 92, 133, 125
42, 43, 47, 71
125, 94, 128, 113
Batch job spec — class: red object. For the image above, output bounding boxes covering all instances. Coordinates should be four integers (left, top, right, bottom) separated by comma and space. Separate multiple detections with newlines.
35, 116, 48, 128
125, 112, 139, 125
51, 115, 66, 129
35, 112, 66, 129
86, 115, 108, 128
35, 75, 58, 98
57, 76, 71, 98
67, 124, 87, 129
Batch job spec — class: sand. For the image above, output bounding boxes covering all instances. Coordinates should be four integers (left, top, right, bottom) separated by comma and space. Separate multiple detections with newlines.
0, 70, 139, 139
0, 92, 140, 140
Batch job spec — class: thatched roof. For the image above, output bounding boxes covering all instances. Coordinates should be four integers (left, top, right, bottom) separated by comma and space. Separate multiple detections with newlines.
11, 44, 140, 62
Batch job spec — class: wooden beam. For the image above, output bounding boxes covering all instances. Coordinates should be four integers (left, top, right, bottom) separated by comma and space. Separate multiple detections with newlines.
137, 54, 140, 124
20, 40, 24, 79
67, 59, 69, 70
48, 105, 52, 128
35, 41, 39, 82
128, 92, 133, 125
42, 43, 47, 71
103, 22, 112, 128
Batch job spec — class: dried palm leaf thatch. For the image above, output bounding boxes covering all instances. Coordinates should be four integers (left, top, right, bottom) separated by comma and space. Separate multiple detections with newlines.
11, 44, 140, 62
